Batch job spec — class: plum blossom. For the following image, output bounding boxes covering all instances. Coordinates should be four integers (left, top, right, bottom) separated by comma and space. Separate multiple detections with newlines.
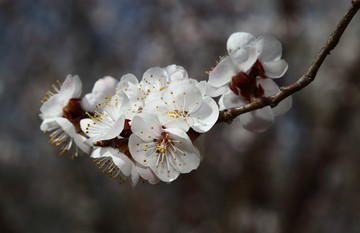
90, 147, 159, 187
41, 117, 90, 156
91, 147, 133, 183
40, 75, 90, 155
115, 65, 189, 120
207, 32, 292, 132
40, 64, 219, 185
129, 113, 201, 182
208, 32, 288, 90
144, 79, 219, 133
40, 75, 82, 119
80, 92, 129, 144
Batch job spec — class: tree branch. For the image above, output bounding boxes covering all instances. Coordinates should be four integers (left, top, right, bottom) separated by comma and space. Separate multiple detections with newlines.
217, 0, 360, 124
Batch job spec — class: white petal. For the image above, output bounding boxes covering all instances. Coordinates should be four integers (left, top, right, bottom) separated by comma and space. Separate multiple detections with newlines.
256, 77, 279, 95
164, 64, 188, 80
206, 83, 228, 97
98, 115, 125, 140
55, 117, 77, 138
170, 71, 186, 81
120, 73, 138, 85
191, 96, 219, 133
131, 113, 162, 140
240, 106, 274, 132
256, 77, 292, 115
72, 135, 91, 154
91, 147, 132, 176
40, 95, 64, 118
233, 46, 258, 72
143, 98, 189, 132
164, 127, 191, 141
128, 134, 156, 165
208, 56, 237, 88
130, 164, 140, 188
196, 81, 207, 97
273, 95, 292, 116
166, 132, 201, 174
90, 147, 102, 159
257, 78, 292, 116
80, 118, 93, 137
59, 75, 82, 100
40, 118, 59, 131
40, 75, 82, 119
148, 157, 180, 182
256, 35, 282, 62
163, 118, 190, 132
135, 164, 160, 184
85, 115, 125, 144
111, 151, 132, 176
262, 59, 288, 79
165, 79, 203, 113
141, 67, 169, 91
164, 64, 177, 76
82, 76, 118, 111
219, 90, 248, 109
227, 32, 256, 56
142, 66, 168, 81
55, 117, 91, 153
116, 74, 140, 100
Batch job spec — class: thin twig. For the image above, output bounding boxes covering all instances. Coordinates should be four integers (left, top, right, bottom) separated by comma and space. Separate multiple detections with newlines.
217, 0, 360, 124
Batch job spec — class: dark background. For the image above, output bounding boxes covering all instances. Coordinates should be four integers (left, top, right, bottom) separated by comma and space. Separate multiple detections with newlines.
1, 0, 360, 232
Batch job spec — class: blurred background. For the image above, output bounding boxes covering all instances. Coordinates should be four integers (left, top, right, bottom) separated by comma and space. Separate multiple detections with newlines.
1, 0, 360, 232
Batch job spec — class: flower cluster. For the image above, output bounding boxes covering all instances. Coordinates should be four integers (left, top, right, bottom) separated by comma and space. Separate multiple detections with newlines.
40, 65, 218, 186
207, 32, 292, 132
39, 32, 292, 186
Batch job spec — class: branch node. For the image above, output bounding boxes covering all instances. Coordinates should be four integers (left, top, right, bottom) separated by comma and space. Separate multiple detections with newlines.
352, 0, 360, 6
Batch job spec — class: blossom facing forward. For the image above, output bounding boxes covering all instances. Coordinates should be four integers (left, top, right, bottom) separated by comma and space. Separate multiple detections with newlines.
143, 79, 219, 133
129, 113, 201, 182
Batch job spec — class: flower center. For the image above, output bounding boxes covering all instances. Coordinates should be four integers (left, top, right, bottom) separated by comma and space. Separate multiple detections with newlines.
155, 132, 172, 154
153, 132, 179, 173
167, 110, 189, 118
63, 98, 86, 133
229, 60, 266, 102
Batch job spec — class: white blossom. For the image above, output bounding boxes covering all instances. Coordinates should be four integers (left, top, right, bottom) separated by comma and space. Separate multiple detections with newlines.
208, 32, 288, 90
207, 32, 292, 132
91, 147, 160, 186
115, 65, 189, 120
41, 117, 90, 156
144, 79, 219, 133
40, 75, 82, 119
128, 113, 201, 182
80, 92, 129, 144
40, 75, 90, 155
